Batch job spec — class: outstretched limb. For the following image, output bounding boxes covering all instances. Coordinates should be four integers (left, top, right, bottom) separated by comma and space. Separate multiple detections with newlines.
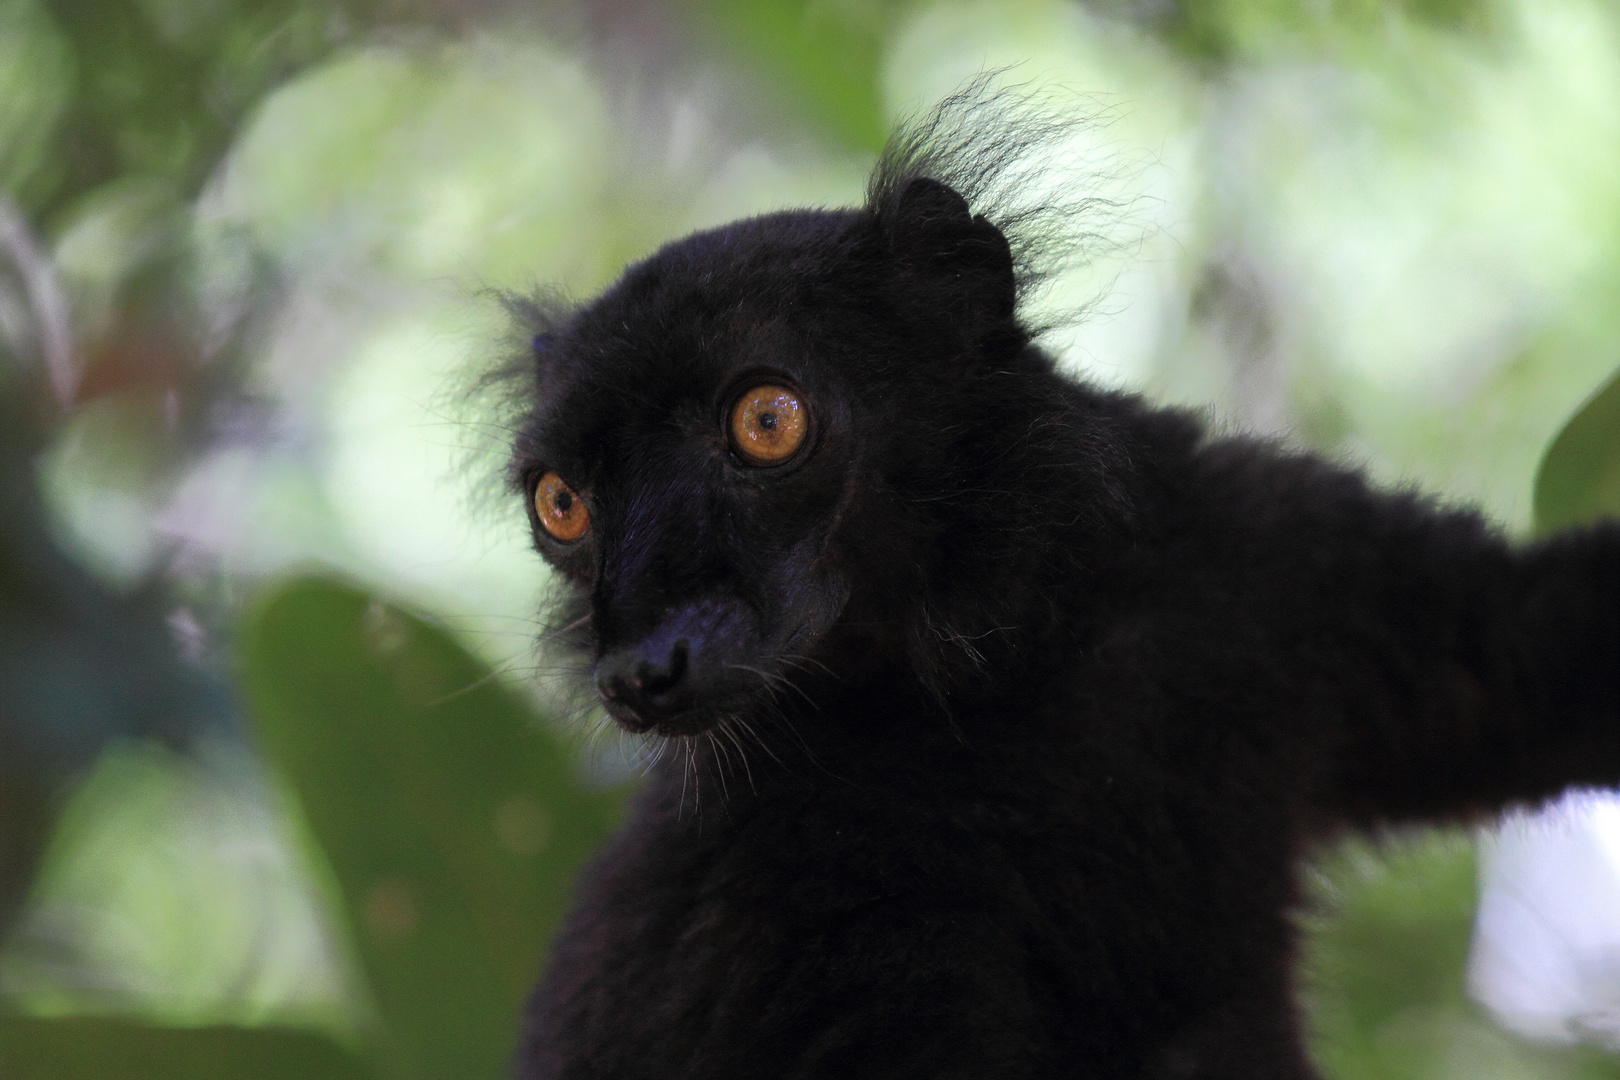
1190, 441, 1620, 826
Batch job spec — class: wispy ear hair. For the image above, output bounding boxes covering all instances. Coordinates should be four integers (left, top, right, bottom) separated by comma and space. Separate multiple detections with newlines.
484, 287, 573, 405
866, 72, 1143, 336
446, 285, 577, 512
502, 288, 575, 384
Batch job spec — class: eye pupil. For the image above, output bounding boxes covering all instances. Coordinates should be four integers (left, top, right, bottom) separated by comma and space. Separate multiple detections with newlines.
759, 411, 777, 431
555, 491, 572, 513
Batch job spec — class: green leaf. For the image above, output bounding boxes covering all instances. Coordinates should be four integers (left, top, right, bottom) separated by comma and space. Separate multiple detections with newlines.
1533, 366, 1620, 535
0, 1016, 373, 1080
0, 0, 73, 204
239, 577, 625, 1080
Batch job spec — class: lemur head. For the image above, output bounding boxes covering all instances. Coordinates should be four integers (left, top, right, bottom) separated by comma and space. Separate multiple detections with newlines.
506, 87, 1130, 739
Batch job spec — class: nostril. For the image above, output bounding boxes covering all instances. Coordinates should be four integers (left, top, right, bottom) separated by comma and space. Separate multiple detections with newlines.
595, 652, 637, 703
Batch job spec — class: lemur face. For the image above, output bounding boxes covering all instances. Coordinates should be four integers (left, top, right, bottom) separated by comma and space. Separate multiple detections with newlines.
511, 183, 1029, 737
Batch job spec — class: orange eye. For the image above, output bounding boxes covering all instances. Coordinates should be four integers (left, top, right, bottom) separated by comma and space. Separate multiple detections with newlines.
534, 472, 589, 542
728, 384, 807, 465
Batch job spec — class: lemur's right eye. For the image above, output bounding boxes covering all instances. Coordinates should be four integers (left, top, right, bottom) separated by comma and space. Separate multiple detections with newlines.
535, 472, 590, 542
728, 385, 807, 465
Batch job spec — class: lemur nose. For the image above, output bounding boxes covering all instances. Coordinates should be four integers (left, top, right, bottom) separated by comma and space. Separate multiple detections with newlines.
595, 638, 690, 727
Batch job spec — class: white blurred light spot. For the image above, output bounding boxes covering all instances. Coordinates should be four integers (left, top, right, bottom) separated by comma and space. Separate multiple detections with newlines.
1470, 791, 1620, 1047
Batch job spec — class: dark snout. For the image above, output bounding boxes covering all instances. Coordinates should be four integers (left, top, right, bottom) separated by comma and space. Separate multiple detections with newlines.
594, 602, 755, 735
596, 632, 691, 731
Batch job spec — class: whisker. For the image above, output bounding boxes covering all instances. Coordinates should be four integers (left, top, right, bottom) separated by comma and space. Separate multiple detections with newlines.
640, 733, 669, 775
731, 715, 783, 768
708, 729, 740, 809
423, 661, 515, 707
548, 612, 594, 637
688, 739, 702, 827
729, 661, 818, 711
776, 652, 839, 680
679, 738, 694, 820
719, 718, 757, 792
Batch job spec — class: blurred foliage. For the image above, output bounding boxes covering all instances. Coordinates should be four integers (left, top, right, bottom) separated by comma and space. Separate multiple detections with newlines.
1146, 0, 1506, 64
241, 578, 625, 1079
1, 576, 628, 1077
0, 737, 349, 1027
0, 379, 230, 937
1305, 833, 1620, 1080
1535, 367, 1620, 535
0, 1016, 369, 1080
683, 0, 908, 151
3, 0, 1620, 1077
13, 0, 433, 225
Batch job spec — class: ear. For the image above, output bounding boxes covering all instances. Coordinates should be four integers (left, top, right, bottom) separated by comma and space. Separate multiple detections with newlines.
531, 331, 563, 401
533, 332, 555, 365
888, 177, 1016, 325
501, 292, 572, 400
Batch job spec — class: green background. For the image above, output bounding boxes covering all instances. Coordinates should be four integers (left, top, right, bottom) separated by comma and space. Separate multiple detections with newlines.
2, 0, 1620, 1076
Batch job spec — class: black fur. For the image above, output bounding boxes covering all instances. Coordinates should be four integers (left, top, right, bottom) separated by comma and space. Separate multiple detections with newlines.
504, 86, 1620, 1079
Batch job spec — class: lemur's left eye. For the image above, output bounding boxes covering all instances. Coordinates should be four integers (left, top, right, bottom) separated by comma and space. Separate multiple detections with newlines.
728, 385, 807, 466
535, 472, 590, 542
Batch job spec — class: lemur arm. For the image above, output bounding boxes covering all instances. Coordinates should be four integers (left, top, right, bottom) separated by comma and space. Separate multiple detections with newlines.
1193, 442, 1620, 825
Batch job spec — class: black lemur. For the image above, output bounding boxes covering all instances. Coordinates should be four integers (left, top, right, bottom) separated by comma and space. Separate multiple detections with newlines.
503, 88, 1620, 1079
